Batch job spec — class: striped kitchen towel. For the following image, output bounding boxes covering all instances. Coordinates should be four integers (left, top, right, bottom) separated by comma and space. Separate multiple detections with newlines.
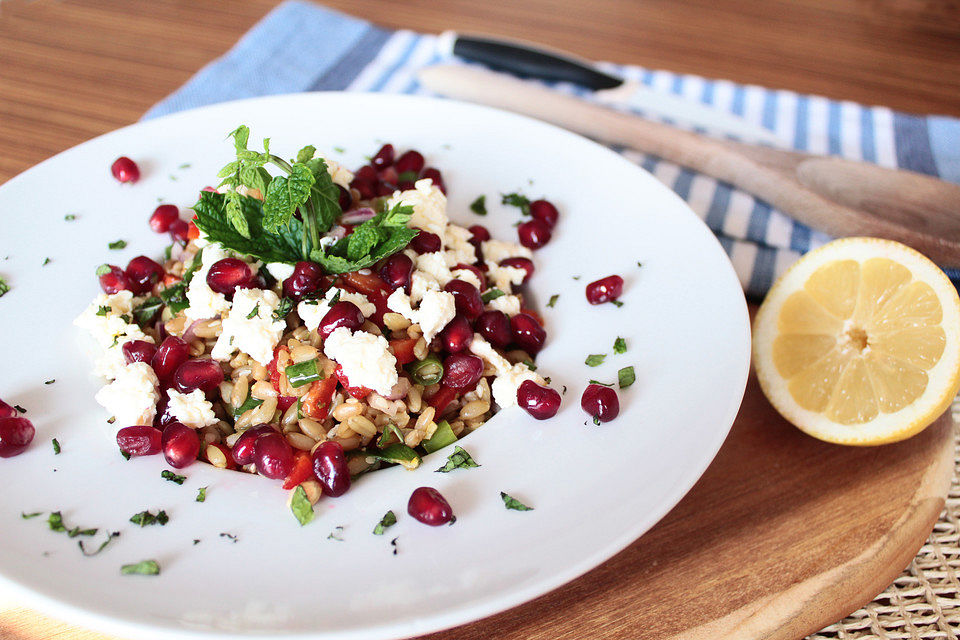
144, 0, 960, 299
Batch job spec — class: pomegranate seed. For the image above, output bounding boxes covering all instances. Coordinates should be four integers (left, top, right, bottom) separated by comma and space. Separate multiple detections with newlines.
379, 253, 413, 291
511, 313, 546, 354
168, 219, 190, 243
379, 166, 399, 184
149, 204, 180, 233
154, 394, 174, 429
468, 225, 491, 243
500, 257, 535, 283
397, 180, 416, 191
0, 399, 15, 420
336, 185, 352, 212
517, 380, 561, 420
408, 487, 454, 526
318, 301, 365, 339
312, 441, 351, 497
110, 156, 140, 183
419, 167, 446, 194
518, 219, 552, 249
581, 384, 620, 423
442, 353, 484, 389
152, 336, 190, 383
410, 231, 442, 254
125, 256, 165, 295
444, 279, 483, 320
231, 425, 275, 466
371, 144, 395, 169
122, 340, 158, 364
440, 314, 473, 353
98, 265, 132, 294
529, 199, 560, 229
116, 425, 162, 456
161, 422, 200, 468
206, 258, 253, 296
585, 275, 624, 305
355, 165, 377, 182
375, 181, 396, 197
475, 310, 511, 348
395, 150, 425, 174
351, 178, 376, 201
173, 359, 224, 394
253, 431, 294, 479
0, 417, 34, 457
282, 261, 325, 300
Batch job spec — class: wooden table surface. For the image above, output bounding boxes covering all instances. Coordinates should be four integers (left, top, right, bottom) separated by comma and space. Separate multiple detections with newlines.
2, 1, 959, 639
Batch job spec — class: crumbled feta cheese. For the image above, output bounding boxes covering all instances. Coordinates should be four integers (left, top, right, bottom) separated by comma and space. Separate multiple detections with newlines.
94, 362, 159, 426
389, 179, 448, 237
322, 327, 398, 395
297, 287, 375, 332
319, 155, 353, 189
469, 335, 544, 408
486, 264, 527, 294
211, 288, 286, 366
443, 224, 477, 267
93, 344, 132, 381
185, 244, 232, 321
266, 262, 295, 282
481, 239, 532, 264
451, 268, 483, 291
74, 291, 149, 349
387, 289, 457, 343
488, 294, 522, 316
166, 389, 218, 429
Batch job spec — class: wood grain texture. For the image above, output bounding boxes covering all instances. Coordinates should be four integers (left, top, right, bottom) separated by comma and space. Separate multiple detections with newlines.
1, 1, 958, 638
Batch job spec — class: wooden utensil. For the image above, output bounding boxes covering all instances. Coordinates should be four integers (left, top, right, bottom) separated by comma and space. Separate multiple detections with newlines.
419, 65, 960, 267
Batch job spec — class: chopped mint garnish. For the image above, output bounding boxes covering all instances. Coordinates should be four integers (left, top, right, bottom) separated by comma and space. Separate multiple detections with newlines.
196, 487, 207, 503
161, 470, 186, 485
290, 485, 315, 526
21, 512, 42, 519
589, 379, 614, 387
108, 239, 127, 250
333, 146, 345, 154
44, 379, 55, 385
373, 510, 397, 535
64, 214, 77, 221
47, 512, 66, 532
42, 257, 51, 266
436, 446, 479, 473
285, 358, 322, 388
501, 192, 531, 215
377, 423, 405, 448
367, 444, 421, 470
233, 396, 264, 417
611, 300, 624, 307
273, 296, 295, 321
79, 531, 120, 556
95, 264, 112, 277
121, 560, 160, 576
129, 510, 168, 527
613, 337, 627, 354
470, 195, 487, 215
52, 438, 61, 454
96, 305, 110, 316
327, 526, 345, 542
572, 275, 581, 281
0, 277, 9, 298
246, 303, 260, 319
220, 532, 238, 543
501, 492, 533, 511
585, 354, 606, 367
133, 297, 163, 325
523, 360, 537, 371
618, 366, 636, 389
178, 162, 192, 169
481, 288, 506, 303
546, 294, 559, 308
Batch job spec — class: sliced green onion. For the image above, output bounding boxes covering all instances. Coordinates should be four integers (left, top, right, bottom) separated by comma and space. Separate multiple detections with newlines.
407, 355, 444, 386
367, 444, 421, 470
421, 420, 457, 454
233, 396, 263, 417
285, 358, 322, 388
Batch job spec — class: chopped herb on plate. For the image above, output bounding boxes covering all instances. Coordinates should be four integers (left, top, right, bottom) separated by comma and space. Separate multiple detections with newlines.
328, 526, 345, 542
0, 277, 9, 297
161, 470, 186, 485
501, 492, 534, 511
469, 195, 487, 215
585, 354, 606, 367
121, 559, 160, 576
501, 192, 531, 215
79, 531, 120, 557
21, 512, 42, 520
373, 510, 397, 535
546, 294, 559, 308
196, 487, 207, 503
108, 239, 127, 250
52, 438, 61, 454
64, 214, 77, 221
44, 379, 55, 385
436, 446, 479, 473
613, 337, 627, 354
618, 366, 636, 389
290, 485, 315, 526
129, 510, 169, 527
481, 288, 506, 303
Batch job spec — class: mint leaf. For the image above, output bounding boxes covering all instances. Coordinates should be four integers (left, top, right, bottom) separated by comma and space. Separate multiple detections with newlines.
262, 163, 315, 232
613, 337, 627, 354
290, 485, 315, 526
196, 487, 207, 503
233, 396, 264, 417
546, 294, 559, 308
589, 379, 614, 387
223, 189, 250, 238
108, 240, 127, 250
310, 202, 417, 274
133, 297, 163, 325
64, 214, 77, 221
121, 559, 160, 576
377, 423, 405, 448
585, 354, 606, 367
295, 145, 316, 164
193, 191, 303, 264
0, 277, 8, 298
501, 193, 531, 215
47, 511, 66, 532
21, 511, 42, 519
501, 492, 533, 511
95, 264, 111, 276
470, 195, 487, 215
96, 305, 110, 316
373, 510, 397, 535
481, 288, 506, 303
367, 444, 421, 470
52, 438, 61, 455
79, 531, 120, 557
130, 510, 168, 527
159, 283, 188, 314
436, 446, 479, 473
161, 470, 186, 485
618, 366, 636, 389
304, 157, 341, 233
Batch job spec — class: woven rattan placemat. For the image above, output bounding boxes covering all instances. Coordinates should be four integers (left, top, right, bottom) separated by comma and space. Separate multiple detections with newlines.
809, 399, 960, 639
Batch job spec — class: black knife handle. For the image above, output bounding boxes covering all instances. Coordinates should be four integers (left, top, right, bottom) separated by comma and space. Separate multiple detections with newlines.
451, 35, 622, 91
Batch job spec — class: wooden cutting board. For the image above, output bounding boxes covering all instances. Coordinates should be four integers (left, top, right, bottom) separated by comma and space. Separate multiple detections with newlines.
0, 369, 954, 640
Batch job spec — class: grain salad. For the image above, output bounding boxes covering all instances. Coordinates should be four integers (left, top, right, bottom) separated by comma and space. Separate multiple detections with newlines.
71, 127, 565, 508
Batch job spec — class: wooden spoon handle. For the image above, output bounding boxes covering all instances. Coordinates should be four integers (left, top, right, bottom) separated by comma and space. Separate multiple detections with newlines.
419, 65, 960, 266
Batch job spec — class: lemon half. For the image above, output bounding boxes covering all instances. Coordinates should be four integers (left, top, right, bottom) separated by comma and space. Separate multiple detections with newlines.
753, 238, 960, 445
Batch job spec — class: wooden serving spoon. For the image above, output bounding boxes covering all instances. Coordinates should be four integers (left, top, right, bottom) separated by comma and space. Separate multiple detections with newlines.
418, 65, 960, 267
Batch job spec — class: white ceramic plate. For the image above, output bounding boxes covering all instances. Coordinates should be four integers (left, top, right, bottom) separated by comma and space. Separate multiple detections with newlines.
0, 93, 750, 640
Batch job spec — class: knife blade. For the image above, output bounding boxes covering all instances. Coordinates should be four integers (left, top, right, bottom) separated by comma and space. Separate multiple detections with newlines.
437, 31, 786, 147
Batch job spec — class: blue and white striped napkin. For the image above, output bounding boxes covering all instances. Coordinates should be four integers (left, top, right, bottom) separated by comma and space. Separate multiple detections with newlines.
144, 0, 960, 299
